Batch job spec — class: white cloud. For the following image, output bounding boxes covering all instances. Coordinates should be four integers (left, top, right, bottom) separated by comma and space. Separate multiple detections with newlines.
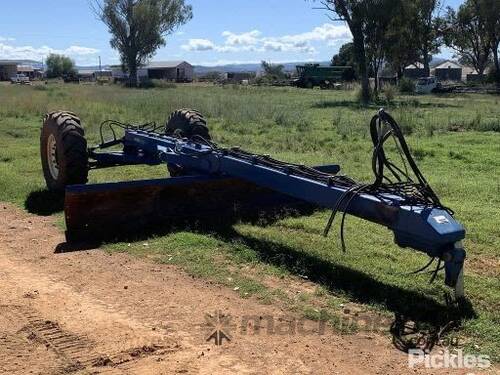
222, 30, 261, 46
277, 24, 351, 45
0, 42, 99, 63
181, 38, 216, 51
182, 23, 350, 56
64, 46, 100, 55
0, 36, 15, 42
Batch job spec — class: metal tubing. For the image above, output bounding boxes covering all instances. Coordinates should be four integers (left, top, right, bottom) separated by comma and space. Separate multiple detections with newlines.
122, 129, 465, 257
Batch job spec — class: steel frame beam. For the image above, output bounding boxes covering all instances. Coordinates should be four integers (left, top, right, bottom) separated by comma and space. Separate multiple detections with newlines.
83, 128, 466, 290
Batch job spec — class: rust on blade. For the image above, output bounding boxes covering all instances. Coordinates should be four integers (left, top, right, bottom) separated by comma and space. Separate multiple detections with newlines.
64, 176, 316, 243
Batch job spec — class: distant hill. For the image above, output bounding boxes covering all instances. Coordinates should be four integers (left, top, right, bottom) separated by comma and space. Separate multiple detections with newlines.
0, 57, 450, 74
193, 57, 448, 75
193, 61, 331, 75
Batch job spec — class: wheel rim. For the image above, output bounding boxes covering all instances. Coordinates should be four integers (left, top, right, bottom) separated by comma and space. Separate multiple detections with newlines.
47, 134, 59, 180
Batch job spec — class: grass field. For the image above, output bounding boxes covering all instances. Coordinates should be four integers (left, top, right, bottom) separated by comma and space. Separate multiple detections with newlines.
0, 83, 499, 361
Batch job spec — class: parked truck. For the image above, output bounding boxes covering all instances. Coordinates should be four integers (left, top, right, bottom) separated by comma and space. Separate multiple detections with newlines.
415, 76, 467, 94
10, 74, 30, 85
292, 64, 352, 89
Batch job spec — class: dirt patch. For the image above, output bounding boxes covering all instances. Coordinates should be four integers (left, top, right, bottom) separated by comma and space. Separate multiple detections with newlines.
0, 203, 493, 374
467, 255, 500, 278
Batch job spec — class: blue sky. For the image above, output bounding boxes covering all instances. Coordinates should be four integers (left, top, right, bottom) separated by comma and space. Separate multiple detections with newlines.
0, 0, 464, 66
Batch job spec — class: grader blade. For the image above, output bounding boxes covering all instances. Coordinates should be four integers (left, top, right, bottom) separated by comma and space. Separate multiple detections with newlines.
64, 176, 315, 242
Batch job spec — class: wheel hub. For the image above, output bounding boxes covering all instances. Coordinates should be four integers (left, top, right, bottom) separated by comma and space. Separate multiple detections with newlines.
47, 134, 59, 180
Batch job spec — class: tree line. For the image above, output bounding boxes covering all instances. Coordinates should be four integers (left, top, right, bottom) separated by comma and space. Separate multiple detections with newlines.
322, 0, 500, 102
45, 0, 499, 97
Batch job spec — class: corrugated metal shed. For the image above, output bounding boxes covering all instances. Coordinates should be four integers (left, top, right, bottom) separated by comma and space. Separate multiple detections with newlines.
0, 61, 18, 80
404, 62, 424, 70
434, 60, 462, 81
17, 65, 35, 73
403, 62, 426, 79
433, 60, 462, 70
145, 61, 188, 69
111, 61, 194, 82
0, 60, 18, 66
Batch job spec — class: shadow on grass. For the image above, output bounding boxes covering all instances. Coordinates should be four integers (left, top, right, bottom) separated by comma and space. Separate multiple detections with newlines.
55, 203, 318, 252
25, 189, 64, 216
56, 208, 476, 333
214, 227, 476, 353
217, 228, 474, 319
50, 194, 475, 352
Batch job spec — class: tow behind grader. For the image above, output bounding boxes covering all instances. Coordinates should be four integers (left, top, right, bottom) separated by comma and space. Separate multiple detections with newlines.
40, 108, 466, 300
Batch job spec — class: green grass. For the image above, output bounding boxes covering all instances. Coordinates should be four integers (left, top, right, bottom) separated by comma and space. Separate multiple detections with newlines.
0, 83, 499, 361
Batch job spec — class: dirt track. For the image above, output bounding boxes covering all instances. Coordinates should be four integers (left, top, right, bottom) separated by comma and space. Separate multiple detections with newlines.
0, 203, 487, 374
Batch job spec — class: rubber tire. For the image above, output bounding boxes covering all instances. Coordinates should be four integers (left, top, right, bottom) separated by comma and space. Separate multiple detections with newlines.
165, 109, 211, 177
41, 111, 88, 192
165, 108, 211, 140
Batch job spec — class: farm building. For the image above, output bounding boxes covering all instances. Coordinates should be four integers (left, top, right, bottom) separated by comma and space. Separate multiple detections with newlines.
0, 60, 18, 81
433, 60, 462, 81
17, 65, 43, 80
403, 62, 426, 79
461, 66, 490, 82
111, 61, 193, 82
0, 60, 44, 80
77, 70, 97, 82
73, 69, 113, 82
223, 71, 256, 83
146, 61, 193, 81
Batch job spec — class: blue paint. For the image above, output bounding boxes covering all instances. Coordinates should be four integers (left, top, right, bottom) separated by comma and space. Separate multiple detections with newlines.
83, 128, 466, 289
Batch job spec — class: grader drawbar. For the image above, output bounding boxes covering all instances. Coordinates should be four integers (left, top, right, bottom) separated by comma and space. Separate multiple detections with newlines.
40, 109, 466, 299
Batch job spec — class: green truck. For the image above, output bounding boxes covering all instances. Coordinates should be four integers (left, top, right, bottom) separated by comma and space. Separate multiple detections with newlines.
292, 64, 352, 89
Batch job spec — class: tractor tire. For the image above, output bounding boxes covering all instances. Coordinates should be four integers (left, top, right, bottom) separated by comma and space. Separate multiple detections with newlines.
40, 111, 88, 192
165, 109, 211, 177
165, 108, 211, 140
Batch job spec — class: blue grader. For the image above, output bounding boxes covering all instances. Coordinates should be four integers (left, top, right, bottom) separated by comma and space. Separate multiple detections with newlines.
40, 108, 466, 300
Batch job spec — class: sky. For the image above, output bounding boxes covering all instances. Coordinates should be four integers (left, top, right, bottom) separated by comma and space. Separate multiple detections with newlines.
0, 0, 464, 67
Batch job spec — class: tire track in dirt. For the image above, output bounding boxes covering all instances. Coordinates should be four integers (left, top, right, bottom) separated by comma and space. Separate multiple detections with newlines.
0, 256, 183, 374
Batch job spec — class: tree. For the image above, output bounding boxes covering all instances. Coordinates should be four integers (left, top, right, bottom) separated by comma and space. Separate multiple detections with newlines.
45, 54, 76, 78
331, 42, 356, 66
384, 1, 421, 78
319, 0, 372, 103
440, 0, 491, 77
261, 61, 286, 79
94, 0, 192, 86
413, 0, 442, 76
331, 42, 357, 80
364, 0, 398, 93
478, 0, 500, 87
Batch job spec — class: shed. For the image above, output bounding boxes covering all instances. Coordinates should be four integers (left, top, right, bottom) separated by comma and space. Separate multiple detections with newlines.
403, 62, 426, 79
17, 65, 34, 75
223, 71, 256, 83
110, 66, 148, 82
111, 61, 193, 82
462, 66, 490, 82
77, 70, 97, 82
434, 60, 462, 82
145, 61, 193, 82
0, 60, 18, 81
